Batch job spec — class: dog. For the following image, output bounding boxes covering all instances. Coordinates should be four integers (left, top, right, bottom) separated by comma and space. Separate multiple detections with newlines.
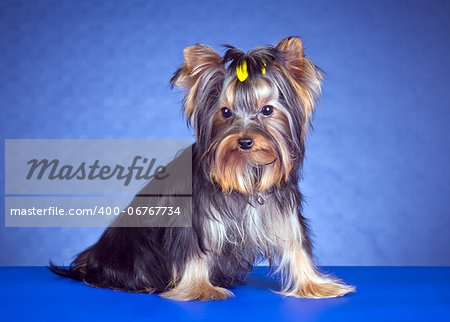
50, 36, 355, 301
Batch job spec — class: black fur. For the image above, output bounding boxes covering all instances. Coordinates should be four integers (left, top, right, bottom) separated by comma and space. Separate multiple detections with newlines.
49, 144, 311, 292
49, 38, 353, 300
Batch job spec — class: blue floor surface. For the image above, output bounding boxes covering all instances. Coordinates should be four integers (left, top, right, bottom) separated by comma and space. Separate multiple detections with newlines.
0, 266, 448, 321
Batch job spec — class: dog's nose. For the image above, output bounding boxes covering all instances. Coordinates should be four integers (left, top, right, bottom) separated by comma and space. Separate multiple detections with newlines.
238, 137, 254, 150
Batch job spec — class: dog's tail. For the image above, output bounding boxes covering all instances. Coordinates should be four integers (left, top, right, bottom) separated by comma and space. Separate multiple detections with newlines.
48, 249, 89, 281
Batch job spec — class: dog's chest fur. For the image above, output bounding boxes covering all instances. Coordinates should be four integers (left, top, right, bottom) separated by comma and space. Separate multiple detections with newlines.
201, 190, 298, 287
205, 191, 294, 258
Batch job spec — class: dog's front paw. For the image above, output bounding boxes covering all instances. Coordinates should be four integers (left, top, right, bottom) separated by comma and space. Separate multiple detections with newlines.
280, 278, 355, 299
160, 284, 234, 301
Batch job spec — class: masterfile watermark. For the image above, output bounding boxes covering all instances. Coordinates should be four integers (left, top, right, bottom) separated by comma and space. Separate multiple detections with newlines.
26, 156, 169, 186
5, 139, 193, 227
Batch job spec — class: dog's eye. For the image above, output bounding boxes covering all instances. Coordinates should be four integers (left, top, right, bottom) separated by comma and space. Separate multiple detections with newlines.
221, 107, 232, 119
261, 105, 274, 116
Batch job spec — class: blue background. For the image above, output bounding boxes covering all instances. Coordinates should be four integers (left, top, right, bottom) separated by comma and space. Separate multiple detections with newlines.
0, 0, 449, 266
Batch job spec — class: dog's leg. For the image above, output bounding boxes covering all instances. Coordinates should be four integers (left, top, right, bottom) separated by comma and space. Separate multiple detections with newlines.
276, 214, 355, 298
277, 243, 355, 298
160, 256, 234, 301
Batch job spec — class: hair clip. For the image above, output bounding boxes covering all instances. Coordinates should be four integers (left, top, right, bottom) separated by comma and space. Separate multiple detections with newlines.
236, 61, 248, 82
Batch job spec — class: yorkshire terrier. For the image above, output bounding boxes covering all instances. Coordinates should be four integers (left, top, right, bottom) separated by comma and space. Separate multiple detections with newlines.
50, 36, 355, 300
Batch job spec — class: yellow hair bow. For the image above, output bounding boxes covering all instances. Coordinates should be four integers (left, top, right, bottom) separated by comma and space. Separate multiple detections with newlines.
236, 60, 267, 82
236, 61, 248, 82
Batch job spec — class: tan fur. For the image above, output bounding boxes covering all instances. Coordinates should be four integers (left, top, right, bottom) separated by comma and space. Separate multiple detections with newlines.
274, 208, 356, 298
168, 38, 352, 300
173, 44, 223, 129
207, 78, 293, 195
222, 77, 238, 108
208, 132, 287, 194
160, 257, 234, 301
171, 193, 354, 300
276, 37, 323, 133
277, 243, 355, 298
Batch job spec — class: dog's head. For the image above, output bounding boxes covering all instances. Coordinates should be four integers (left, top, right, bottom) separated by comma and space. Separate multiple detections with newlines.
171, 37, 323, 195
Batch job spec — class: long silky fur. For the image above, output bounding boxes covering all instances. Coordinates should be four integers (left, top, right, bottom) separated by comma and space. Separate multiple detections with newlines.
49, 37, 354, 299
49, 145, 311, 291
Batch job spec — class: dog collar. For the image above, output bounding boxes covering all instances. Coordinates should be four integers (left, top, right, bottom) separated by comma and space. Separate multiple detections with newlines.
256, 193, 265, 205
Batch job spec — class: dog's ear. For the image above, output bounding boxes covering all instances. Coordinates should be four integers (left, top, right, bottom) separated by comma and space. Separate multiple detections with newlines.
276, 37, 323, 126
171, 44, 224, 127
171, 44, 222, 88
